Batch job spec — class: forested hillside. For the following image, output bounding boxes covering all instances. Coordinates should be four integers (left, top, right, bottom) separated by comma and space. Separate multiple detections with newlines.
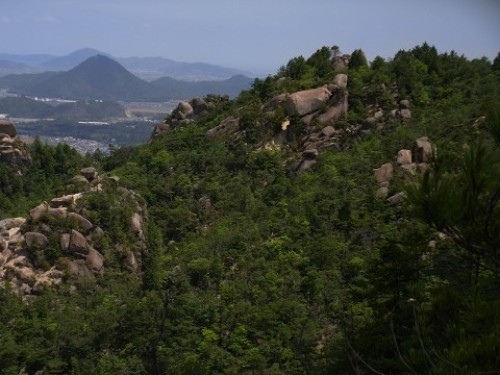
0, 44, 499, 374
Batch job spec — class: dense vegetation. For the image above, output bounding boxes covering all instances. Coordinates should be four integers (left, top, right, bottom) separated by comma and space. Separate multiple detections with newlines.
1, 44, 499, 374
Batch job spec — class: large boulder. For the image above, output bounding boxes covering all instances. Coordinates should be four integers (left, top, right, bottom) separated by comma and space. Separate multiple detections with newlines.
0, 120, 16, 137
86, 247, 104, 274
80, 167, 98, 182
69, 229, 89, 256
285, 86, 332, 117
24, 232, 49, 248
29, 202, 49, 222
191, 97, 209, 115
317, 98, 347, 125
175, 101, 194, 119
67, 212, 93, 232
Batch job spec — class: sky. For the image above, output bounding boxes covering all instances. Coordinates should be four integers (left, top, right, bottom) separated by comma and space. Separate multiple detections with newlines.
1, 0, 499, 75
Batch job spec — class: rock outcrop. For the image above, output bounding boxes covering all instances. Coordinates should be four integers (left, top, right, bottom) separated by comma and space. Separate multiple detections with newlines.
0, 120, 31, 166
0, 167, 149, 297
149, 95, 229, 141
373, 137, 436, 203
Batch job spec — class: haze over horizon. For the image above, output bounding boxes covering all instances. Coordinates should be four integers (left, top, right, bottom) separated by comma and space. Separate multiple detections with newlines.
2, 0, 500, 75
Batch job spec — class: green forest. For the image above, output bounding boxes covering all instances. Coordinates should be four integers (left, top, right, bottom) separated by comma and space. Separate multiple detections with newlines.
0, 44, 499, 374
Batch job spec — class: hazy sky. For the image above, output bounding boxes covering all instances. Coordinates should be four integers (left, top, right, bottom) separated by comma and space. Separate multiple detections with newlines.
2, 0, 499, 74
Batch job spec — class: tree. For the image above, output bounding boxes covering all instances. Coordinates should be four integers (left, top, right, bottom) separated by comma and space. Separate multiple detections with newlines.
348, 49, 368, 69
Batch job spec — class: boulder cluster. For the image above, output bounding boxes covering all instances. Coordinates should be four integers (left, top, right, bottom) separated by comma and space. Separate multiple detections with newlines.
374, 136, 435, 203
0, 167, 147, 297
365, 99, 412, 128
0, 119, 30, 165
150, 95, 228, 140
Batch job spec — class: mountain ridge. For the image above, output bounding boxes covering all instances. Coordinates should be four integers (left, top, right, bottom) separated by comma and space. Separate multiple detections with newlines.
0, 55, 253, 101
0, 48, 252, 81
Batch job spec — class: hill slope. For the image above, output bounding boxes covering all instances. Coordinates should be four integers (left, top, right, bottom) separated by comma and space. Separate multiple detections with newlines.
0, 44, 499, 374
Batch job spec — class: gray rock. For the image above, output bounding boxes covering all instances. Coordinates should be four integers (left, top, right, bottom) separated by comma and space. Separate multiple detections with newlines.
285, 86, 332, 117
29, 202, 49, 222
376, 186, 389, 199
177, 101, 194, 118
67, 212, 93, 232
396, 149, 412, 165
297, 158, 317, 172
400, 99, 410, 109
387, 192, 407, 205
401, 163, 417, 178
190, 97, 208, 115
262, 93, 288, 113
205, 117, 240, 140
400, 108, 412, 120
0, 217, 25, 231
47, 207, 68, 220
60, 233, 70, 251
417, 163, 429, 174
86, 247, 104, 274
413, 137, 434, 163
69, 229, 89, 256
50, 195, 76, 208
69, 175, 90, 185
80, 167, 97, 181
321, 126, 336, 137
0, 119, 16, 137
25, 232, 49, 248
126, 252, 139, 274
333, 74, 348, 89
373, 163, 394, 184
317, 98, 347, 125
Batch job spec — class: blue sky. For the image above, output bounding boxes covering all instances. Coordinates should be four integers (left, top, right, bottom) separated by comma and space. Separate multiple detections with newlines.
2, 0, 499, 74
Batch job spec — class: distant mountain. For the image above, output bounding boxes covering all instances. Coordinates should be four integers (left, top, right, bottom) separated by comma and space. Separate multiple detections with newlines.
0, 55, 253, 101
41, 48, 112, 70
151, 74, 253, 99
0, 48, 253, 81
27, 55, 163, 101
118, 56, 251, 81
